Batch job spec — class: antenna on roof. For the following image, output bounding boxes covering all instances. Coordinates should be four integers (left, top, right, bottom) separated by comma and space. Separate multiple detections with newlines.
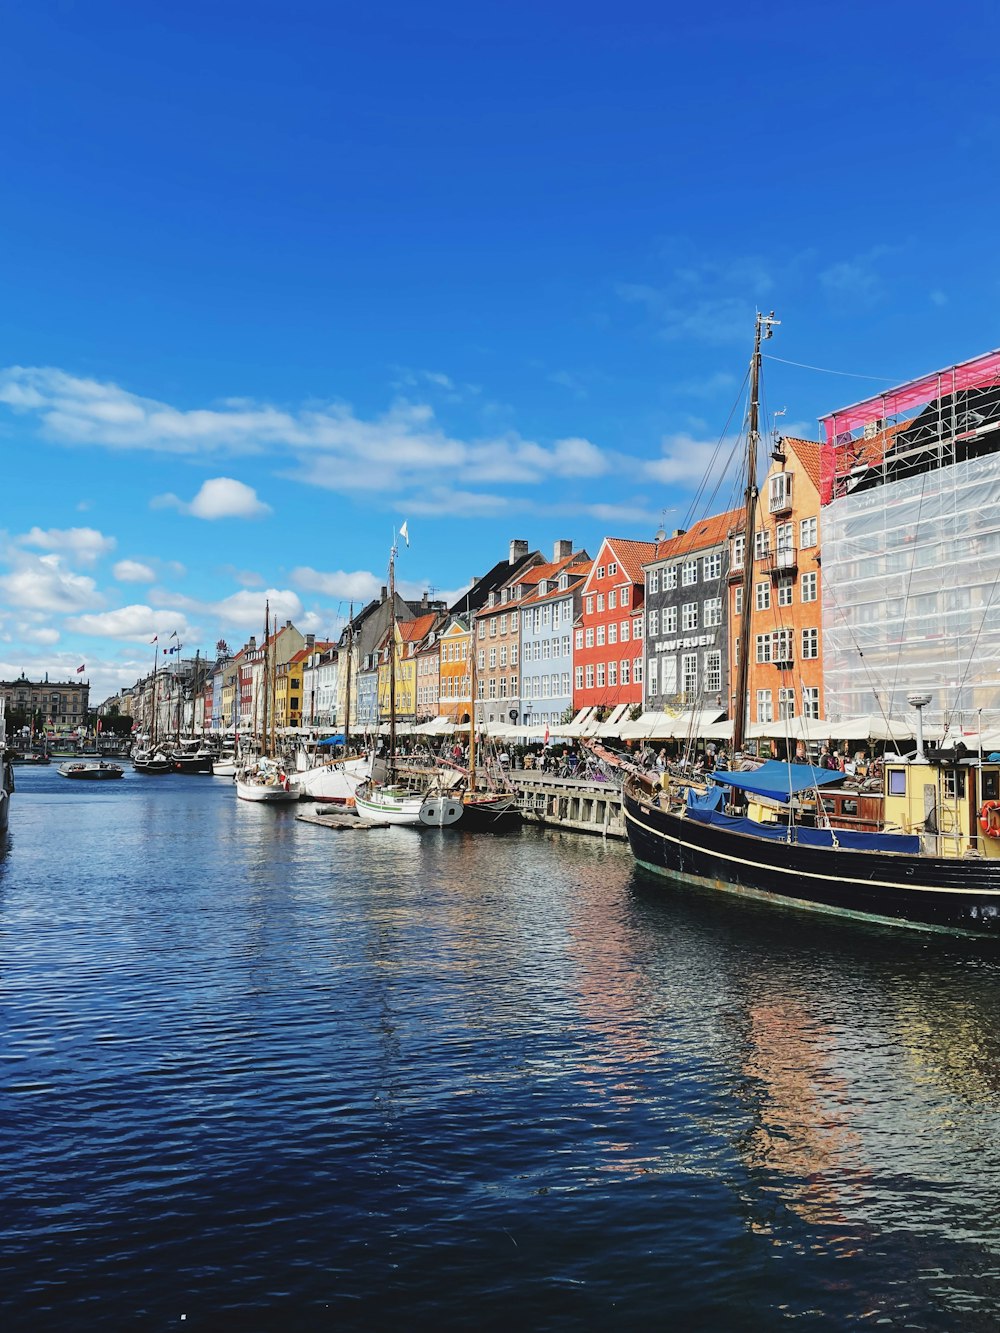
654, 508, 667, 543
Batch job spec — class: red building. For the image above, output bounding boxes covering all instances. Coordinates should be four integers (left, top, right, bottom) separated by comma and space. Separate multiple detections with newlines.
573, 537, 657, 711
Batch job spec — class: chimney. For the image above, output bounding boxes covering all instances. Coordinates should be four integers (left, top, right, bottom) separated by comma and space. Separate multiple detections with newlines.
672, 528, 687, 538
306, 633, 315, 648
421, 591, 428, 608
381, 585, 387, 601
248, 636, 256, 650
553, 539, 573, 562
509, 539, 529, 564
285, 619, 292, 629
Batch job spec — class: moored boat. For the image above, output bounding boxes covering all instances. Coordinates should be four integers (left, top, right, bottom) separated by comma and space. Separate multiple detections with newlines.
59, 760, 125, 780
622, 313, 1000, 938
235, 757, 298, 803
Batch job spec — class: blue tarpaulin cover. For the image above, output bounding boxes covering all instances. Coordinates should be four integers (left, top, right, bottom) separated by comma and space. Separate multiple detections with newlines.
710, 761, 844, 803
684, 797, 921, 854
316, 735, 346, 746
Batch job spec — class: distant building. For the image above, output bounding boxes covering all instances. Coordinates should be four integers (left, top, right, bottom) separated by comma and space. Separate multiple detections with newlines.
0, 672, 90, 733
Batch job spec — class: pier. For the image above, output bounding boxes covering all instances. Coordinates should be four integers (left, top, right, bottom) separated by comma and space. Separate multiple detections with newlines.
512, 772, 626, 839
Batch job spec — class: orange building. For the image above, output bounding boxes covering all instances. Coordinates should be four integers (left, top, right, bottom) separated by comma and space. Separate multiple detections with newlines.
729, 436, 824, 725
437, 615, 472, 723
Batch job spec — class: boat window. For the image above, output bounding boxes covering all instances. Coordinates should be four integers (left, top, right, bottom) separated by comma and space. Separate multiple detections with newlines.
841, 799, 858, 816
887, 768, 907, 796
943, 769, 966, 800
982, 770, 1000, 802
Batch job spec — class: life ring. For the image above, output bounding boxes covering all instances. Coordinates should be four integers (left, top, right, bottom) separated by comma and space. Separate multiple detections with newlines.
979, 801, 1000, 836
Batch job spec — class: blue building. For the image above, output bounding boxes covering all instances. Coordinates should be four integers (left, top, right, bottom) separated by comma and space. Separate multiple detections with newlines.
518, 549, 591, 732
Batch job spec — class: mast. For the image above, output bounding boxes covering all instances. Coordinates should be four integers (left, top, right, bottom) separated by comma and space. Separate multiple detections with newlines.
468, 613, 476, 787
388, 544, 397, 784
732, 311, 778, 755
150, 639, 160, 749
261, 601, 270, 756
344, 602, 354, 756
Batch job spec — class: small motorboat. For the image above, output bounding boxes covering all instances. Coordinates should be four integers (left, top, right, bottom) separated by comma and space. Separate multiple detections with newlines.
59, 760, 125, 781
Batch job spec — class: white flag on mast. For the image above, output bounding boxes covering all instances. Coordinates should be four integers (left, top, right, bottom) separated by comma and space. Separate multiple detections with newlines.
399, 521, 410, 547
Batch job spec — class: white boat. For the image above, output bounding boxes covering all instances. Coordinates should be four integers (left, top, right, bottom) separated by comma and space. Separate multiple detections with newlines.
288, 754, 370, 803
235, 757, 298, 803
212, 756, 238, 777
59, 760, 125, 780
353, 781, 463, 826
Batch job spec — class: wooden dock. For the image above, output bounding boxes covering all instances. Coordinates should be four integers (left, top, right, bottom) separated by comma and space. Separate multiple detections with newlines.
511, 773, 626, 839
296, 809, 390, 831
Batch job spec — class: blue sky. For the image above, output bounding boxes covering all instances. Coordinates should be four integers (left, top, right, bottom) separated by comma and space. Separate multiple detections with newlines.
2, 0, 998, 703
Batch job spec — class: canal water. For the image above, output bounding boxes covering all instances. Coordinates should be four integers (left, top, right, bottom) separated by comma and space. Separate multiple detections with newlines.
4, 767, 1000, 1330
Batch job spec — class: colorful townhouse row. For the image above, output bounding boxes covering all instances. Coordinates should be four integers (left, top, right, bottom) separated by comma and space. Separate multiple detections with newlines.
101, 344, 1000, 736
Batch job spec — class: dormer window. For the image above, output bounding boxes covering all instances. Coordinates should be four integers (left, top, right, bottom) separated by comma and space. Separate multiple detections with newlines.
538, 579, 548, 596
558, 573, 568, 590
501, 588, 508, 604
488, 592, 496, 608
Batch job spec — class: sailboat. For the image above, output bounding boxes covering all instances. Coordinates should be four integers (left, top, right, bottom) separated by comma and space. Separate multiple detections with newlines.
288, 606, 371, 802
133, 641, 173, 773
236, 602, 298, 804
353, 531, 463, 827
622, 313, 1000, 937
459, 614, 521, 830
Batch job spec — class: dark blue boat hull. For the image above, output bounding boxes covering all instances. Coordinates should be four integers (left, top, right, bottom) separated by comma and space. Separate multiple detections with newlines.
622, 780, 1000, 936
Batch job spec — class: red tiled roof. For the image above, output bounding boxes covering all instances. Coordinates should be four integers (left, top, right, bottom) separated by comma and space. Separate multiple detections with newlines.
399, 613, 438, 643
781, 437, 824, 493
601, 538, 659, 584
518, 556, 592, 607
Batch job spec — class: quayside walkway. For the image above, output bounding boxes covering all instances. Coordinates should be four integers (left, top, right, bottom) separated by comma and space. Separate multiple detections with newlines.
511, 772, 626, 839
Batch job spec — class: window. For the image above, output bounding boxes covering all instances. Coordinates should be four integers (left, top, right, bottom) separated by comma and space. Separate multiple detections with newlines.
734, 586, 743, 617
664, 565, 678, 590
478, 622, 485, 640
608, 661, 618, 687
620, 586, 629, 604
755, 634, 772, 664
648, 609, 659, 636
777, 577, 793, 607
634, 658, 643, 684
489, 619, 497, 638
489, 647, 497, 668
682, 559, 698, 586
608, 623, 618, 644
801, 627, 819, 659
755, 581, 771, 611
888, 767, 907, 796
647, 659, 658, 695
768, 472, 792, 511
596, 625, 605, 646
511, 643, 518, 666
541, 605, 550, 627
620, 659, 630, 685
681, 653, 697, 696
586, 596, 593, 615
499, 613, 507, 634
586, 665, 594, 688
660, 656, 677, 694
704, 650, 721, 694
773, 629, 794, 663
620, 620, 630, 642
596, 663, 605, 688
731, 535, 745, 570
800, 516, 817, 548
522, 610, 531, 631
756, 689, 773, 723
801, 571, 818, 603
499, 645, 507, 668
681, 602, 698, 631
703, 551, 722, 581
488, 678, 497, 699
664, 606, 677, 633
754, 531, 770, 560
704, 597, 722, 627
778, 687, 795, 719
562, 672, 570, 696
608, 562, 618, 576
596, 565, 605, 579
596, 593, 605, 612
575, 666, 584, 690
634, 618, 643, 640
608, 589, 617, 609
649, 570, 659, 594
499, 677, 508, 698
585, 628, 594, 648
575, 629, 584, 649
775, 521, 794, 553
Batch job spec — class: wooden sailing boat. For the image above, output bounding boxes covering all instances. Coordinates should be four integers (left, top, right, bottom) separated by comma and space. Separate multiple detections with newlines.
354, 531, 463, 826
133, 639, 172, 773
289, 606, 371, 802
621, 313, 1000, 937
236, 601, 297, 803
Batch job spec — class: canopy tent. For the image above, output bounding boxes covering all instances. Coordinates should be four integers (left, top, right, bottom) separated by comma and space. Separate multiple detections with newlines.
617, 708, 727, 741
823, 715, 916, 743
747, 715, 832, 743
416, 716, 456, 735
712, 760, 844, 803
559, 708, 595, 737
591, 703, 633, 738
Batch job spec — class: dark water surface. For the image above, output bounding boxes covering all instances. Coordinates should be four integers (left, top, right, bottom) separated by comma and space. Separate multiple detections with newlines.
4, 768, 1000, 1330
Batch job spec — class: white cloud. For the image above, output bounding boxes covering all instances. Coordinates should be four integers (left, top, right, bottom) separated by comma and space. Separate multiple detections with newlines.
212, 588, 303, 631
19, 525, 116, 565
20, 625, 60, 646
643, 432, 742, 488
65, 605, 192, 642
113, 559, 156, 583
152, 477, 271, 520
291, 567, 383, 601
0, 553, 100, 612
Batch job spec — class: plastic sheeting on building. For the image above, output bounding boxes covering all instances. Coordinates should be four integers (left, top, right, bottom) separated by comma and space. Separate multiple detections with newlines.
822, 449, 1000, 730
